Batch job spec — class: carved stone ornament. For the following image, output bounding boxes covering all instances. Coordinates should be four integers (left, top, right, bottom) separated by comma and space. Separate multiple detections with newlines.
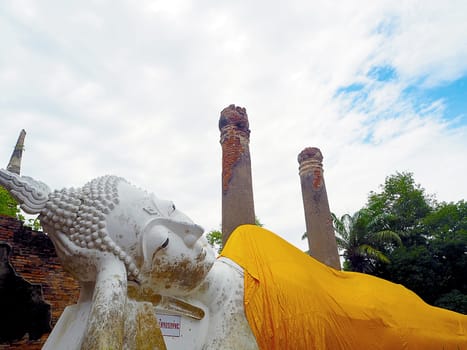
0, 168, 258, 349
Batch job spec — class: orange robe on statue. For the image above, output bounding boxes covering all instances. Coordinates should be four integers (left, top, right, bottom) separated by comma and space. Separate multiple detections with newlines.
220, 225, 467, 350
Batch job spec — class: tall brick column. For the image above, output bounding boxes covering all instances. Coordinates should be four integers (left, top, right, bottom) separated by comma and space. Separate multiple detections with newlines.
219, 105, 255, 245
298, 147, 340, 270
7, 129, 26, 175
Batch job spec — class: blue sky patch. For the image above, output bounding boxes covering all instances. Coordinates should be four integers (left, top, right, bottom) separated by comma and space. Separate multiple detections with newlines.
403, 75, 467, 125
335, 83, 370, 112
335, 83, 365, 94
336, 71, 466, 130
374, 16, 399, 36
335, 65, 398, 106
367, 65, 397, 82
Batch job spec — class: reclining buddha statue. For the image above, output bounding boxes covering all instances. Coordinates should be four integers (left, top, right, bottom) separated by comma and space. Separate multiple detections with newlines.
0, 168, 465, 349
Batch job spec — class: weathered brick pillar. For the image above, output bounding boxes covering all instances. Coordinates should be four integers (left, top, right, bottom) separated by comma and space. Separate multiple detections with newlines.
219, 105, 255, 245
7, 129, 26, 175
298, 147, 341, 270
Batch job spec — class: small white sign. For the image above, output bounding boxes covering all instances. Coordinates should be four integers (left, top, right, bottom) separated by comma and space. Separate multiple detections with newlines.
157, 314, 181, 337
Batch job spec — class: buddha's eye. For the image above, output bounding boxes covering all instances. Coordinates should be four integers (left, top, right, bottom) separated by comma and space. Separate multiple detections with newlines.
161, 238, 169, 249
168, 203, 176, 216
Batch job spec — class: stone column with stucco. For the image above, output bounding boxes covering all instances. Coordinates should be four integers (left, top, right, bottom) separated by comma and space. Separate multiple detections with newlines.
219, 105, 255, 246
7, 129, 26, 175
298, 147, 341, 270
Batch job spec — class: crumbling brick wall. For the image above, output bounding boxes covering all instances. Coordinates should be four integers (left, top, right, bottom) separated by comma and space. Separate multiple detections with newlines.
0, 215, 79, 349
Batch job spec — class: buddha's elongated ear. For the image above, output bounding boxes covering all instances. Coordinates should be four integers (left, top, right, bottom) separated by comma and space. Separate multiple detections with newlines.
141, 220, 168, 267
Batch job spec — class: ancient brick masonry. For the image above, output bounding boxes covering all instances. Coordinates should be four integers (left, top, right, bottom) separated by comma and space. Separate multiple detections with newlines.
0, 215, 79, 349
219, 105, 256, 245
298, 147, 341, 270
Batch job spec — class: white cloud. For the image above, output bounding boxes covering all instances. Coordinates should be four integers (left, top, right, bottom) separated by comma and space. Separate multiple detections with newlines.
1, 0, 466, 252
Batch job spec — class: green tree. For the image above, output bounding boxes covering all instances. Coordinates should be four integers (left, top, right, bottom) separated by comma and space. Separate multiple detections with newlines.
206, 229, 222, 253
206, 216, 264, 253
0, 185, 42, 231
435, 290, 467, 314
361, 173, 466, 314
421, 200, 467, 240
307, 171, 467, 313
366, 172, 433, 245
379, 201, 467, 313
0, 185, 19, 218
332, 210, 401, 273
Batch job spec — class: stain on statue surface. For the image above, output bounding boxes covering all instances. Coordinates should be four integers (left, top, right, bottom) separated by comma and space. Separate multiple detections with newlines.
0, 169, 257, 349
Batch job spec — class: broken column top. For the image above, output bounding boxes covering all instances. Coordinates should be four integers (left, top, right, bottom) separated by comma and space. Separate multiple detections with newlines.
298, 147, 324, 177
219, 104, 250, 134
298, 147, 323, 164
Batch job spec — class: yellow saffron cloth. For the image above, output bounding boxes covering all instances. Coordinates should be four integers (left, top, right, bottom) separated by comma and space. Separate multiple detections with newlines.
220, 225, 467, 350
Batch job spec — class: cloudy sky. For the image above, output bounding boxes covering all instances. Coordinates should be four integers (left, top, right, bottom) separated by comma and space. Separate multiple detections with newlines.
1, 0, 466, 251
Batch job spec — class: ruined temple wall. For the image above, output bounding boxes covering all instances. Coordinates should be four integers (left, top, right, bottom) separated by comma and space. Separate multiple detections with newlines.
0, 215, 79, 349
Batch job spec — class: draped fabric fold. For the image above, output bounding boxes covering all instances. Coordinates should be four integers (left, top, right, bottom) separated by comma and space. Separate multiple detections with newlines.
221, 225, 466, 350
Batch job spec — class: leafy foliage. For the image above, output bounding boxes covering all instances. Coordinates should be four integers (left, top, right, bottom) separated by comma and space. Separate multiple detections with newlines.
0, 185, 42, 230
435, 290, 467, 314
206, 229, 222, 254
366, 172, 433, 245
332, 210, 401, 273
0, 185, 19, 218
206, 216, 264, 254
336, 172, 466, 314
17, 213, 43, 231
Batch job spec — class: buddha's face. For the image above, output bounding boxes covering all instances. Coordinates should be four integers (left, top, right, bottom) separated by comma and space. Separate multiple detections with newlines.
137, 197, 216, 296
